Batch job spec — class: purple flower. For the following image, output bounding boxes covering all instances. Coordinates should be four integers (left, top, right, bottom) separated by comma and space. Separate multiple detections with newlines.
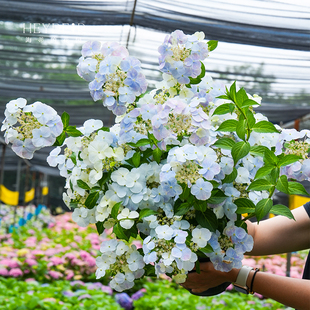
115, 293, 133, 310
190, 178, 213, 200
131, 289, 146, 300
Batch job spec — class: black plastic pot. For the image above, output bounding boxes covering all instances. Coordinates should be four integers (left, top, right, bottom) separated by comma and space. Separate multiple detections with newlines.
186, 257, 231, 297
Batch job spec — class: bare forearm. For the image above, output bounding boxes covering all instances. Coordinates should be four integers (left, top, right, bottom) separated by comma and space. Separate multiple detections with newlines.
246, 207, 310, 256
245, 270, 310, 310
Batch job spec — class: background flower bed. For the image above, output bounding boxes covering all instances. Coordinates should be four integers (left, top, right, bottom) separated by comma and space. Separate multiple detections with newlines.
0, 207, 305, 309
0, 277, 293, 310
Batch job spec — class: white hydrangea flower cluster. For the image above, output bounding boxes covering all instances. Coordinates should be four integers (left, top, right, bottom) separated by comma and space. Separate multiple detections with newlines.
4, 29, 310, 292
1, 98, 63, 159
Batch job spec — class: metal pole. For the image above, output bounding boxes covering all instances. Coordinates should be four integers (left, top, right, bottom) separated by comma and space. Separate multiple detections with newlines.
286, 252, 291, 277
0, 143, 7, 212
13, 158, 22, 226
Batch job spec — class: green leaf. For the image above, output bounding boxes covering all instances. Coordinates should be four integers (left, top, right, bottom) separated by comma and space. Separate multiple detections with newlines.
288, 182, 310, 196
132, 138, 151, 147
263, 148, 278, 165
113, 223, 129, 241
216, 95, 231, 100
96, 222, 104, 235
174, 201, 193, 216
254, 165, 275, 179
196, 209, 218, 232
252, 121, 279, 133
250, 145, 270, 157
139, 208, 158, 220
269, 204, 295, 220
99, 126, 110, 132
234, 198, 256, 214
278, 154, 301, 167
198, 62, 206, 79
208, 40, 218, 52
231, 141, 250, 165
153, 148, 162, 164
229, 81, 237, 102
212, 103, 235, 115
246, 109, 256, 128
70, 152, 77, 165
200, 244, 214, 254
217, 119, 238, 132
61, 111, 70, 128
98, 171, 111, 188
255, 198, 273, 222
247, 179, 274, 191
206, 189, 227, 205
77, 179, 90, 190
213, 138, 235, 150
179, 184, 190, 201
84, 191, 100, 209
276, 175, 289, 194
111, 202, 122, 220
132, 151, 141, 167
222, 168, 237, 184
53, 131, 66, 146
66, 126, 82, 137
236, 119, 247, 141
195, 260, 201, 274
236, 87, 248, 107
239, 99, 260, 109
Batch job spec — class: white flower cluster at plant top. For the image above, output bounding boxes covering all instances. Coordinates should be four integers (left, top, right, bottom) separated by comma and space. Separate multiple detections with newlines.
1, 98, 63, 159
2, 29, 310, 292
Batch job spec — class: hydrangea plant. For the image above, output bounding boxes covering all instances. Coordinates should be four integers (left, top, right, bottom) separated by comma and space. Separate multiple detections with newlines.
2, 29, 310, 292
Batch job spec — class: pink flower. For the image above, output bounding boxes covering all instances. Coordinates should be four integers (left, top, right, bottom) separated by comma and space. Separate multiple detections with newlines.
48, 270, 62, 279
8, 268, 23, 277
0, 268, 9, 276
66, 270, 75, 280
25, 258, 38, 266
50, 256, 65, 265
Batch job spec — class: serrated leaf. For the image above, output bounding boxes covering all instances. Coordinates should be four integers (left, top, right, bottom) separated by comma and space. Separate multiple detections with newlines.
70, 152, 77, 165
236, 119, 246, 141
173, 202, 192, 216
234, 198, 256, 214
275, 175, 289, 194
96, 222, 104, 235
216, 95, 231, 100
239, 99, 260, 109
269, 204, 295, 220
213, 138, 235, 150
255, 198, 273, 222
222, 168, 238, 184
113, 223, 129, 241
247, 179, 274, 191
246, 109, 256, 128
53, 132, 66, 146
98, 171, 111, 188
231, 141, 250, 165
77, 179, 90, 190
252, 121, 279, 133
208, 40, 218, 52
206, 189, 227, 205
84, 191, 100, 209
288, 182, 309, 196
61, 111, 70, 128
132, 151, 141, 167
217, 119, 238, 132
263, 148, 278, 165
139, 208, 158, 220
236, 88, 248, 107
200, 244, 214, 254
111, 201, 122, 220
212, 103, 235, 115
195, 209, 218, 232
66, 126, 82, 137
153, 148, 162, 164
179, 184, 191, 201
229, 81, 237, 102
254, 165, 275, 179
278, 155, 301, 167
250, 145, 270, 157
134, 138, 151, 147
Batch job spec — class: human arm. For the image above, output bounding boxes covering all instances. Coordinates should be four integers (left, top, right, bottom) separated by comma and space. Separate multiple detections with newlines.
246, 206, 310, 256
184, 262, 310, 310
182, 206, 310, 309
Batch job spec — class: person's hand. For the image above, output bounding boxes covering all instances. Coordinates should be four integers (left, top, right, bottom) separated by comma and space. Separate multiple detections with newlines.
181, 262, 239, 294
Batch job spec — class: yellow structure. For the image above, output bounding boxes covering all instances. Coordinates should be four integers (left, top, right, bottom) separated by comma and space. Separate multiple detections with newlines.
0, 184, 19, 205
25, 188, 35, 203
289, 195, 310, 210
42, 186, 49, 196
